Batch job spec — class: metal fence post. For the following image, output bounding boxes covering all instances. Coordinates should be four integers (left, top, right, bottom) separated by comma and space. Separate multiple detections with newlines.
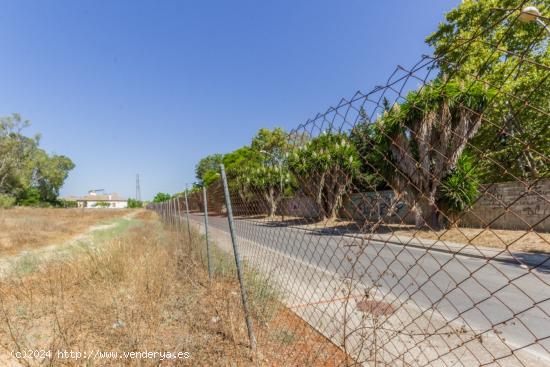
168, 199, 174, 231
220, 163, 257, 350
183, 185, 192, 244
173, 198, 180, 245
176, 197, 184, 251
203, 185, 212, 282
171, 199, 176, 229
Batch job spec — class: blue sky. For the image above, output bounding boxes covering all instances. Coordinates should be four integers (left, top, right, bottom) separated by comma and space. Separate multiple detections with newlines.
0, 0, 459, 200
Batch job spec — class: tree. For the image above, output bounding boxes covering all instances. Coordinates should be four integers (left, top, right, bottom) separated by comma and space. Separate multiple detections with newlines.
288, 132, 361, 221
0, 114, 31, 195
223, 146, 263, 206
426, 0, 549, 182
153, 192, 171, 203
216, 128, 293, 217
0, 114, 74, 205
362, 79, 492, 229
195, 154, 223, 187
350, 105, 394, 192
250, 128, 291, 217
32, 153, 75, 203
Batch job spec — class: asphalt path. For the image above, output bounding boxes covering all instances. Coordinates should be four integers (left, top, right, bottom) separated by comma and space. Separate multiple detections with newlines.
190, 213, 550, 362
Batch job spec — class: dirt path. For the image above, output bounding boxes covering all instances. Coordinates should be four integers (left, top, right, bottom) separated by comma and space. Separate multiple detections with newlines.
0, 210, 140, 278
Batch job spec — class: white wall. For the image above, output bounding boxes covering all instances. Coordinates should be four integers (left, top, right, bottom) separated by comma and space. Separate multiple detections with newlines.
79, 200, 128, 209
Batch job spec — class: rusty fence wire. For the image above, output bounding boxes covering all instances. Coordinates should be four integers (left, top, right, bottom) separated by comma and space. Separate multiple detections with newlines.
149, 3, 549, 366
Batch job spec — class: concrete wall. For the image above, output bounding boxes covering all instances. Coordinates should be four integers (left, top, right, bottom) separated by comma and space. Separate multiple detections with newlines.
461, 179, 550, 231
340, 191, 416, 225
277, 196, 319, 218
80, 200, 128, 209
281, 179, 550, 231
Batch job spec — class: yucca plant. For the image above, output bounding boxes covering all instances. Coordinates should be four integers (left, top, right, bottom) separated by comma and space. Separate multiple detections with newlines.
438, 154, 480, 228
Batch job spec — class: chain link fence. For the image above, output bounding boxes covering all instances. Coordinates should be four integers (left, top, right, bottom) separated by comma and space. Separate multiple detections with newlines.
149, 3, 549, 366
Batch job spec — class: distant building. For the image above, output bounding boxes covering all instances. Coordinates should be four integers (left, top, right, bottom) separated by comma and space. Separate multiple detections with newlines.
66, 190, 128, 209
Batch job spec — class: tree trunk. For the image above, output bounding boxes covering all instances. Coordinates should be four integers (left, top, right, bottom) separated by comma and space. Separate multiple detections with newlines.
415, 196, 440, 230
315, 173, 327, 221
265, 187, 277, 218
446, 212, 460, 229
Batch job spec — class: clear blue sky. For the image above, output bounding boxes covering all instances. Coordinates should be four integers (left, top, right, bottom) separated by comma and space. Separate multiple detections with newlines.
0, 0, 459, 200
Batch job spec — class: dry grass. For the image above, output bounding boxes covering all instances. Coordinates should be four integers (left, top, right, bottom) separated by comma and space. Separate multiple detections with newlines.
255, 216, 550, 253
387, 226, 550, 253
0, 211, 348, 366
0, 207, 131, 255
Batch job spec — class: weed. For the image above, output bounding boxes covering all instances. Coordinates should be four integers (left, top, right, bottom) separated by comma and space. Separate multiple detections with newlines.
14, 252, 38, 275
271, 329, 296, 345
0, 211, 349, 366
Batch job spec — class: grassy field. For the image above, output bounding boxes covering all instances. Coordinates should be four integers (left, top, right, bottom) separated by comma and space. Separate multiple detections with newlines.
0, 207, 131, 255
0, 209, 348, 366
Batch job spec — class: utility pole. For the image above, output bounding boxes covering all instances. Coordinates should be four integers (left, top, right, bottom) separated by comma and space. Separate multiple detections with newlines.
135, 174, 142, 201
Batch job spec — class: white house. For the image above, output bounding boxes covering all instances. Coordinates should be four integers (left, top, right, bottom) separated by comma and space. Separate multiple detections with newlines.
71, 191, 128, 209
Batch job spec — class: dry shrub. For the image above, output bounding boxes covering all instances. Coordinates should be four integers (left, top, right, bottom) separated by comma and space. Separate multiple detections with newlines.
0, 214, 348, 366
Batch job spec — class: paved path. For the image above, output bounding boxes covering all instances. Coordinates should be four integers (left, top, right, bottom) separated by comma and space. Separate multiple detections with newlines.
190, 213, 550, 366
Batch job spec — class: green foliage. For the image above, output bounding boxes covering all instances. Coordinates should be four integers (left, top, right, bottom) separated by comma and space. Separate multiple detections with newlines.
34, 153, 75, 203
0, 114, 75, 205
127, 198, 143, 208
220, 128, 293, 216
153, 192, 171, 203
426, 0, 549, 181
223, 146, 263, 202
439, 154, 480, 222
249, 128, 293, 214
187, 0, 547, 225
56, 199, 78, 208
195, 154, 223, 187
350, 106, 393, 191
0, 194, 16, 208
288, 132, 361, 219
289, 132, 360, 179
190, 183, 203, 193
17, 187, 41, 206
351, 78, 492, 228
384, 79, 492, 131
251, 128, 289, 159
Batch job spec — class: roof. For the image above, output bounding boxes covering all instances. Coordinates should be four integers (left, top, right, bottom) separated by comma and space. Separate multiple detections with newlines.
77, 193, 127, 202
62, 196, 80, 201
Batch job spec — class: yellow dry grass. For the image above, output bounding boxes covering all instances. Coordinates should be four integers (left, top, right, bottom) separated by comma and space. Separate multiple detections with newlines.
258, 216, 550, 253
389, 226, 550, 253
0, 211, 348, 366
0, 207, 131, 255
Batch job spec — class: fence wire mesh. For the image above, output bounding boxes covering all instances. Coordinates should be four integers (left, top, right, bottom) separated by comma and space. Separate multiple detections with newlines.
150, 3, 549, 366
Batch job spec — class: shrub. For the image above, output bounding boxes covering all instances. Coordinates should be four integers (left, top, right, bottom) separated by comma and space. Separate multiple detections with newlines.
0, 194, 16, 208
438, 154, 480, 227
56, 199, 78, 208
127, 198, 143, 208
16, 187, 41, 206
